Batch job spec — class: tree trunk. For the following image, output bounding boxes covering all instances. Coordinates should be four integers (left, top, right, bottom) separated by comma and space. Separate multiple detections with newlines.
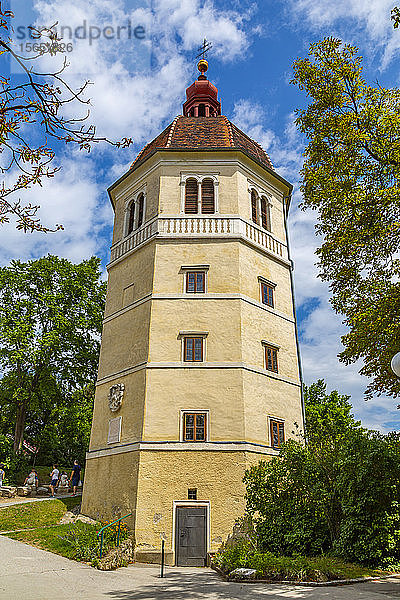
14, 401, 27, 453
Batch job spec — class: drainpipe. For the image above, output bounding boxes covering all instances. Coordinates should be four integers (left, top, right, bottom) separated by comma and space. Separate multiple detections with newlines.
283, 194, 307, 443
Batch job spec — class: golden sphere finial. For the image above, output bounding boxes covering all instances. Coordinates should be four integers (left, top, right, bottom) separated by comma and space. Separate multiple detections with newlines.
197, 59, 208, 75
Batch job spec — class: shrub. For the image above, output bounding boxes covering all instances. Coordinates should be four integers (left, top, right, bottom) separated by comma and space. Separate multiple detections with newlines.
213, 540, 378, 581
58, 520, 130, 564
243, 381, 400, 568
58, 524, 100, 562
100, 520, 129, 546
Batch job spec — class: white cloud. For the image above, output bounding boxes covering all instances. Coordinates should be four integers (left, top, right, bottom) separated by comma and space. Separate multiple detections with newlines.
0, 153, 109, 265
1, 0, 255, 264
287, 0, 400, 69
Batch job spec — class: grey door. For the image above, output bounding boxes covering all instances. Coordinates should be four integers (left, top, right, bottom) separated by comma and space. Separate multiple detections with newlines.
175, 507, 207, 566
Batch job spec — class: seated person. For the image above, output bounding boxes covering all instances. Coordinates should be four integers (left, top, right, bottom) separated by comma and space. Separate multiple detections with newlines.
58, 472, 69, 488
24, 470, 38, 488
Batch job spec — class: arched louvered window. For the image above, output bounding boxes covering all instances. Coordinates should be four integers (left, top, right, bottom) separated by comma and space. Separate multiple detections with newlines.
127, 201, 135, 235
185, 179, 198, 213
137, 193, 144, 228
261, 196, 271, 231
251, 190, 258, 224
198, 104, 206, 116
201, 178, 215, 214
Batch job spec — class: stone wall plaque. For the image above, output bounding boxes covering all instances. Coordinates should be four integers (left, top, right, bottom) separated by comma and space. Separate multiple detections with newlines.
108, 383, 124, 412
108, 416, 122, 444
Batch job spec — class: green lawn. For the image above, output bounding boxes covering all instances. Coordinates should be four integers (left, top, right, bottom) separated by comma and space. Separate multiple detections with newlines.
0, 496, 81, 532
8, 522, 98, 560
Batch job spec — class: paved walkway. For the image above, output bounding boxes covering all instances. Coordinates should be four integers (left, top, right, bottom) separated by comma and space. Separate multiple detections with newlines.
0, 535, 399, 600
0, 493, 81, 508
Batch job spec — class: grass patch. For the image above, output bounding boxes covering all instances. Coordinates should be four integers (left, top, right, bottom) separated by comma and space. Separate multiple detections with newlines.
0, 497, 80, 532
8, 522, 98, 560
213, 542, 388, 582
7, 519, 129, 567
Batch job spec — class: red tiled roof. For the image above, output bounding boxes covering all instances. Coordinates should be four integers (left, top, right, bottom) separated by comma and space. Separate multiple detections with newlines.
130, 115, 273, 171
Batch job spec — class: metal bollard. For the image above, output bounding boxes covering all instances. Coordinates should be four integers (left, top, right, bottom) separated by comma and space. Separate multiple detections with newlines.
160, 539, 165, 578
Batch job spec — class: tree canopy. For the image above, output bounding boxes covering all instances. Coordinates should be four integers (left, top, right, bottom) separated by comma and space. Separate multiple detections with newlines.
244, 380, 400, 567
291, 38, 400, 401
0, 255, 105, 453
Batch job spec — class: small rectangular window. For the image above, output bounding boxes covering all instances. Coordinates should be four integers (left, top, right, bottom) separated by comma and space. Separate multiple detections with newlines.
186, 271, 205, 293
183, 413, 207, 441
261, 283, 274, 308
270, 419, 284, 448
265, 345, 278, 373
188, 488, 197, 500
184, 337, 204, 362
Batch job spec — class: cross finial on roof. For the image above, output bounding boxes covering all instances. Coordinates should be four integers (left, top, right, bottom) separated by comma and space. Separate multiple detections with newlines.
196, 38, 212, 60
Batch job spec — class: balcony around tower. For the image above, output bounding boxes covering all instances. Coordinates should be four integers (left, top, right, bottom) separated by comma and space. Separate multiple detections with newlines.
109, 215, 289, 265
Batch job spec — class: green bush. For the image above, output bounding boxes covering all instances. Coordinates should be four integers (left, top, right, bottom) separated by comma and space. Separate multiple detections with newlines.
213, 540, 378, 581
100, 519, 129, 546
243, 381, 400, 568
0, 437, 29, 485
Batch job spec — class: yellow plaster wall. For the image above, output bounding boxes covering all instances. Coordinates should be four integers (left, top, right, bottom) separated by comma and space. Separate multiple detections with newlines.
143, 368, 245, 441
153, 240, 240, 295
104, 242, 156, 317
240, 302, 299, 380
89, 369, 146, 450
238, 243, 293, 317
110, 165, 161, 245
148, 298, 242, 362
82, 449, 270, 558
242, 371, 303, 446
134, 450, 249, 553
97, 301, 151, 380
236, 169, 287, 242
157, 157, 240, 216
81, 451, 140, 527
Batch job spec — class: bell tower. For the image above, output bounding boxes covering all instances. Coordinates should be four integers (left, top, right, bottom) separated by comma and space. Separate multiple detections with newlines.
82, 60, 305, 566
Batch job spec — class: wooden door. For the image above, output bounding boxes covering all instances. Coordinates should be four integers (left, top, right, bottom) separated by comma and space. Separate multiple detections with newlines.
175, 506, 207, 566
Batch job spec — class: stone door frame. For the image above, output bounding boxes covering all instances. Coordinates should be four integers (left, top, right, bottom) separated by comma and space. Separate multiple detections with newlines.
172, 500, 210, 565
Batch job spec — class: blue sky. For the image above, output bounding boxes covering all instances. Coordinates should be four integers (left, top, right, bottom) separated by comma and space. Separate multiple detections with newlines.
1, 0, 400, 432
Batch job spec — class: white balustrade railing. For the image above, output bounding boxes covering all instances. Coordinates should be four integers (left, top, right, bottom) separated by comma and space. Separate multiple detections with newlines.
110, 220, 158, 262
110, 216, 287, 263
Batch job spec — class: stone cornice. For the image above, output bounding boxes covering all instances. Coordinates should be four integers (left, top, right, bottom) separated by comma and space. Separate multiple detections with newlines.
96, 360, 300, 388
86, 440, 281, 460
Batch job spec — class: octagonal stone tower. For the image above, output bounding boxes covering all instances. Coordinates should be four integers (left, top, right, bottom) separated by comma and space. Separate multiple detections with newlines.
82, 60, 305, 566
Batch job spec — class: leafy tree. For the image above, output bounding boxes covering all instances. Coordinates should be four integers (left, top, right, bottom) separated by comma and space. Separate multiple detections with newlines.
0, 3, 131, 231
29, 385, 95, 466
0, 255, 105, 453
291, 38, 400, 401
244, 380, 400, 567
